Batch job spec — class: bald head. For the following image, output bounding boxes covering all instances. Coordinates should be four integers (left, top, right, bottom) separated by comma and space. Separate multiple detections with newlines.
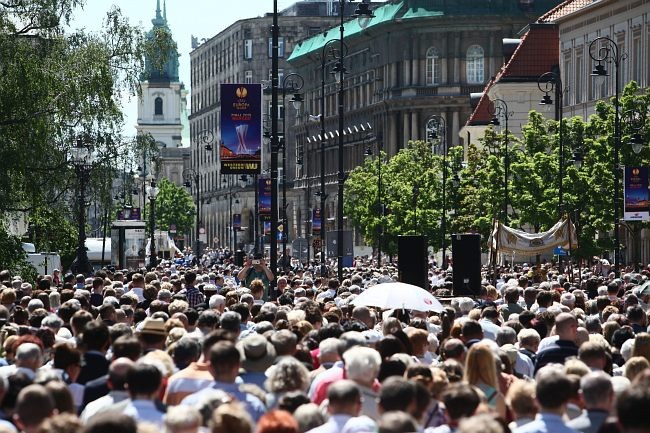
352, 306, 373, 328
555, 313, 578, 341
442, 338, 466, 361
108, 357, 135, 391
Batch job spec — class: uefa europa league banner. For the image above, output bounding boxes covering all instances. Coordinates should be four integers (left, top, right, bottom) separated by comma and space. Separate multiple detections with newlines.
220, 84, 262, 174
624, 166, 650, 221
259, 177, 272, 215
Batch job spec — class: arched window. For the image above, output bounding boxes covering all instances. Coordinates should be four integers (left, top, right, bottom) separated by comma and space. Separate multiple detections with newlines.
154, 97, 163, 116
425, 47, 441, 85
466, 45, 484, 84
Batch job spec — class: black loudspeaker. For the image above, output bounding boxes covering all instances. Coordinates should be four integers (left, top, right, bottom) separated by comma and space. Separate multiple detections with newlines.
398, 235, 428, 289
452, 233, 482, 297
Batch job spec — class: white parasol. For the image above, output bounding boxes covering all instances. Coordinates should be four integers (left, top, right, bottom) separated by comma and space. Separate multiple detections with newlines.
351, 282, 444, 312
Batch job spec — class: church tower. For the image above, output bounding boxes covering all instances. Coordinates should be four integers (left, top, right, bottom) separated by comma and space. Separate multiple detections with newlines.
136, 0, 189, 185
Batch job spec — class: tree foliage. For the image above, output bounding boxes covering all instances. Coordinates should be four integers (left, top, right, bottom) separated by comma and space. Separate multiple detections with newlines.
150, 178, 196, 236
344, 82, 650, 261
0, 1, 172, 271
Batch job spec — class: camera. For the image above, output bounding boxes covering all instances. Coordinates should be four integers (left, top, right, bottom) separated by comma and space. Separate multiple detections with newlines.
252, 260, 261, 265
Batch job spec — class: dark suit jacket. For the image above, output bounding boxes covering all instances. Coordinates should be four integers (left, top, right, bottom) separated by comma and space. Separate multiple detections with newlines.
77, 352, 109, 385
79, 374, 109, 412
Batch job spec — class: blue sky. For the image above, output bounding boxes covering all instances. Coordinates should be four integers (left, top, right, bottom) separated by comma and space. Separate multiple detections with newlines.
71, 0, 296, 137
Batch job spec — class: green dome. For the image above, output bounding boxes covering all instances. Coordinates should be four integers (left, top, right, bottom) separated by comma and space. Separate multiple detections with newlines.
144, 0, 179, 82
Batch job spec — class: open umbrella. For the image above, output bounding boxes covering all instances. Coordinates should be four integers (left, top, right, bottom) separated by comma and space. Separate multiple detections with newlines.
351, 282, 444, 312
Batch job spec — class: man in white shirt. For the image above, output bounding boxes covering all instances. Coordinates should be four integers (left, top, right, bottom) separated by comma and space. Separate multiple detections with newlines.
80, 357, 134, 422
306, 380, 375, 433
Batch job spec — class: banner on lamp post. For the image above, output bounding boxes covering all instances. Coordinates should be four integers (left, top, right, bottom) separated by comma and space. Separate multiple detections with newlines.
312, 209, 322, 235
259, 177, 271, 215
219, 83, 262, 174
624, 166, 650, 221
233, 214, 241, 230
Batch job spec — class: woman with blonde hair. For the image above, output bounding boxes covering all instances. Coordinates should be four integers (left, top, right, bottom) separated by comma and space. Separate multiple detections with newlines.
632, 332, 650, 363
463, 343, 506, 418
624, 356, 650, 382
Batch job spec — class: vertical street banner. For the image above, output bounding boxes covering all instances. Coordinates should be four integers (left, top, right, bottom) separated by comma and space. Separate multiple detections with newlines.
259, 177, 272, 215
624, 166, 650, 221
263, 220, 271, 235
220, 83, 262, 174
312, 209, 322, 235
233, 213, 241, 230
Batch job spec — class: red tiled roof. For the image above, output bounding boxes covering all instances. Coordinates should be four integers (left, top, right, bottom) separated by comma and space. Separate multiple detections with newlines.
537, 0, 594, 23
496, 23, 559, 80
466, 79, 495, 126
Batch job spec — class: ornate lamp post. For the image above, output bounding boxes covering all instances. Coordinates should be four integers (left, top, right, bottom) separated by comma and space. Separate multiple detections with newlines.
539, 71, 567, 272
183, 169, 201, 260
69, 136, 95, 276
146, 176, 160, 269
280, 73, 304, 270
489, 98, 512, 226
426, 115, 448, 269
589, 36, 623, 275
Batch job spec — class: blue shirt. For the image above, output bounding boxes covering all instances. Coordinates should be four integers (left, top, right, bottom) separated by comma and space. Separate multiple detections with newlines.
513, 413, 579, 433
180, 381, 266, 422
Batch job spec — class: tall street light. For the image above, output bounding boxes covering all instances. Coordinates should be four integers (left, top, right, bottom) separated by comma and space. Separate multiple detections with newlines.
489, 98, 511, 226
69, 135, 95, 276
318, 39, 346, 276
281, 73, 304, 271
146, 176, 160, 270
426, 115, 448, 270
333, 0, 374, 281
363, 133, 383, 266
538, 71, 567, 273
270, 0, 280, 287
183, 169, 201, 261
589, 36, 623, 275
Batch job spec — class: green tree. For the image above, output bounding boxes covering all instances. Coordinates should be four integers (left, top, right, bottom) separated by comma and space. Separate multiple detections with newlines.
0, 1, 172, 268
150, 178, 196, 235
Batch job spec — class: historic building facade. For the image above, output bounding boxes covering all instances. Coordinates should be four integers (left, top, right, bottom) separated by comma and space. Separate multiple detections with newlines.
136, 0, 190, 188
188, 8, 340, 252
287, 0, 562, 254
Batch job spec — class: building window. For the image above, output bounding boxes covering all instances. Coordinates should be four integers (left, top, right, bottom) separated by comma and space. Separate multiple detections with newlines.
268, 37, 285, 58
425, 47, 441, 85
466, 45, 484, 84
154, 97, 163, 116
563, 55, 571, 106
575, 51, 583, 104
244, 39, 253, 59
633, 34, 641, 83
244, 70, 253, 84
267, 68, 284, 84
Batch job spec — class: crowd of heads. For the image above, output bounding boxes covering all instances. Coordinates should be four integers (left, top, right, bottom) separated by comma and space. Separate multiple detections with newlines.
0, 253, 647, 433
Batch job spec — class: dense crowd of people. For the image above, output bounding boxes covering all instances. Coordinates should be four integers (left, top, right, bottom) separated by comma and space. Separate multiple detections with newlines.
0, 250, 648, 433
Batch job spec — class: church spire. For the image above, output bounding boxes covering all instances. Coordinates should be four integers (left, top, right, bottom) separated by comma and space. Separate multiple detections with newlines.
163, 0, 167, 21
152, 0, 165, 26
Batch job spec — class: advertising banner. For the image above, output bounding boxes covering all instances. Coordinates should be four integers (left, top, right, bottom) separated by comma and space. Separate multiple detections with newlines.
259, 177, 272, 215
489, 218, 577, 255
312, 209, 322, 235
117, 207, 141, 221
624, 166, 650, 221
220, 84, 262, 174
263, 220, 271, 235
233, 213, 241, 230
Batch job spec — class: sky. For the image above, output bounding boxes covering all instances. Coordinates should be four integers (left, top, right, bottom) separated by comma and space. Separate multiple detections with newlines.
71, 0, 297, 137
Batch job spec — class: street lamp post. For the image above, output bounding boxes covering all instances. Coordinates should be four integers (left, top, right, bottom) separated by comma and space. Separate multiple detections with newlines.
183, 169, 201, 261
589, 36, 623, 275
333, 0, 374, 280
146, 176, 160, 270
69, 136, 95, 276
489, 98, 512, 226
539, 71, 567, 273
426, 115, 448, 269
280, 73, 304, 271
363, 133, 382, 266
